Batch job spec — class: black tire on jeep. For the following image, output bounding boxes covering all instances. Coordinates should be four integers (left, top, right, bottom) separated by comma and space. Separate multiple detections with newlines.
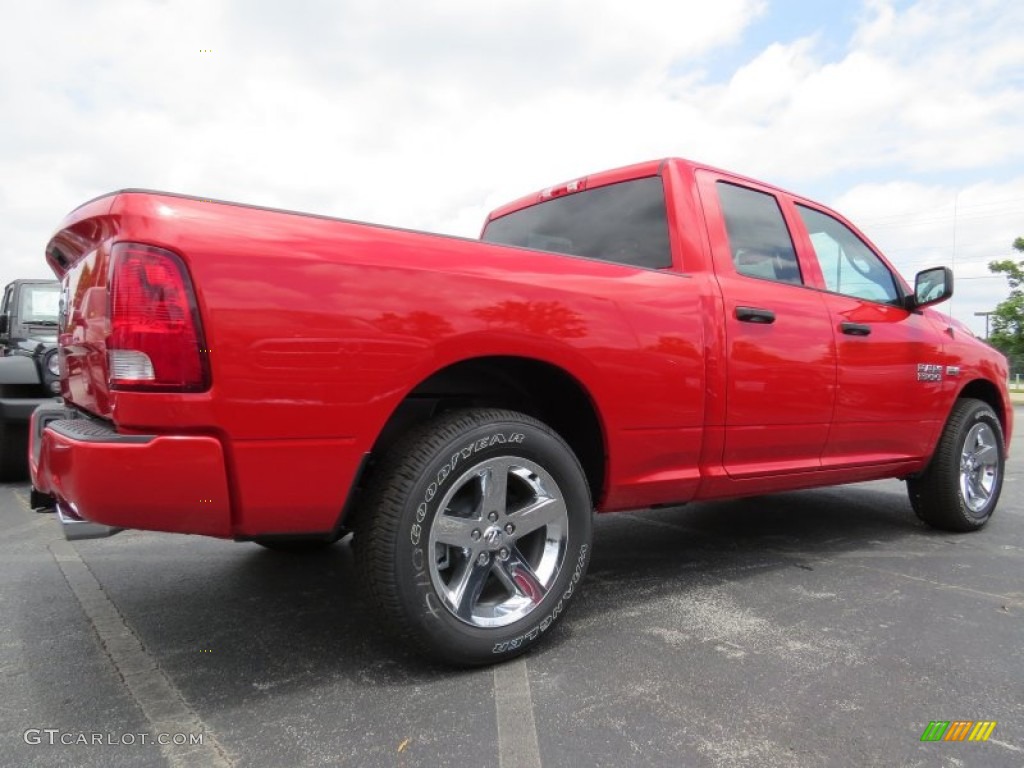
354, 408, 593, 666
907, 398, 1005, 532
0, 421, 29, 481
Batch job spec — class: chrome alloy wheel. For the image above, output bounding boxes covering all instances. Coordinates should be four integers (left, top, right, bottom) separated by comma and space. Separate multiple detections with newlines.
428, 456, 569, 628
959, 422, 1000, 515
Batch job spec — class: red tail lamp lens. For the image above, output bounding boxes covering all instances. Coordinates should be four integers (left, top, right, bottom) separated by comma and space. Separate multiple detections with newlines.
108, 243, 209, 391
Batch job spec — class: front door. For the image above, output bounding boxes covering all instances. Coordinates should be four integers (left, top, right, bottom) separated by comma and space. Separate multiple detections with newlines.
792, 203, 945, 465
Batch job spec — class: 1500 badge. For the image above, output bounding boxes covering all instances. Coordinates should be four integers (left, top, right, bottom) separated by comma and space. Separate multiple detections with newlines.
917, 363, 942, 382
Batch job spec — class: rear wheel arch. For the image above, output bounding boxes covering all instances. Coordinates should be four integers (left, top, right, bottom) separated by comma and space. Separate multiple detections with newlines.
365, 356, 607, 507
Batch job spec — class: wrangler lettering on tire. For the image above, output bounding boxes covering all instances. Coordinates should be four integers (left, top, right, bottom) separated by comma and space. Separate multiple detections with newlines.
354, 408, 592, 666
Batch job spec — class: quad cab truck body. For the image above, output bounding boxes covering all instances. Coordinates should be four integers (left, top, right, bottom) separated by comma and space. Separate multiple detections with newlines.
31, 158, 1012, 665
0, 278, 60, 479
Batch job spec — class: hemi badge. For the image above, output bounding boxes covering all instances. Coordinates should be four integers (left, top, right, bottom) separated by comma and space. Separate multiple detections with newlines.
946, 365, 961, 377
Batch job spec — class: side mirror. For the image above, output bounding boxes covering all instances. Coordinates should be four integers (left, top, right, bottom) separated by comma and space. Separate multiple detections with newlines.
0, 314, 7, 336
908, 266, 953, 310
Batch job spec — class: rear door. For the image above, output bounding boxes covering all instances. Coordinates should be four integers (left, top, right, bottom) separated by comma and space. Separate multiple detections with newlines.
697, 172, 836, 478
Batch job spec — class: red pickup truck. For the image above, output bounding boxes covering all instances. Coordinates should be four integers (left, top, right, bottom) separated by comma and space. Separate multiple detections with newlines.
31, 158, 1011, 665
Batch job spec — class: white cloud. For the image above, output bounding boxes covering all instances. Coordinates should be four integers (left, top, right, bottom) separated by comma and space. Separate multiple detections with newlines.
0, 0, 1021, 341
705, 0, 1024, 183
835, 178, 1024, 335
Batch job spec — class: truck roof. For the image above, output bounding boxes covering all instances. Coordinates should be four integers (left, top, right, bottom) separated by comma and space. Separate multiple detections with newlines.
485, 159, 671, 223
483, 157, 806, 225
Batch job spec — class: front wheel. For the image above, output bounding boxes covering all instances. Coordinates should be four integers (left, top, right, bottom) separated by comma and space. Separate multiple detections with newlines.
355, 408, 592, 666
907, 398, 1005, 532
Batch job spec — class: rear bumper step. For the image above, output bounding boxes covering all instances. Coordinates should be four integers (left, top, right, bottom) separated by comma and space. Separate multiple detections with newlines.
31, 405, 232, 538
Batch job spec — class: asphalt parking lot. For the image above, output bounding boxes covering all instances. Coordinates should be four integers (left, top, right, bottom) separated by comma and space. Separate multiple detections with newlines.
2, 408, 1022, 768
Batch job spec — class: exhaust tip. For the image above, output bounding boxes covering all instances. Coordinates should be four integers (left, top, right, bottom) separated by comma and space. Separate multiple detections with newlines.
56, 502, 123, 541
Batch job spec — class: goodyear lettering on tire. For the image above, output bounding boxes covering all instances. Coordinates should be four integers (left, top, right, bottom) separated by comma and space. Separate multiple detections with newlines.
410, 432, 525, 546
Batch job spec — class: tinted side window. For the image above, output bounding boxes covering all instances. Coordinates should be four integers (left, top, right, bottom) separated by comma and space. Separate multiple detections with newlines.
716, 182, 802, 285
796, 205, 899, 304
482, 177, 672, 269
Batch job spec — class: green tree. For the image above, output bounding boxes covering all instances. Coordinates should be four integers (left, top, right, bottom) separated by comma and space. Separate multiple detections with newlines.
987, 237, 1024, 370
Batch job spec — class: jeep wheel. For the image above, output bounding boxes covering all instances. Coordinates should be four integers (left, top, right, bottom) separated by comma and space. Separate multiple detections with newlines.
907, 398, 1004, 532
355, 408, 592, 666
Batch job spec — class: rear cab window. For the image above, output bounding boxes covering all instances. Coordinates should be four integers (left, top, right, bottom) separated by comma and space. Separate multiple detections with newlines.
481, 177, 672, 270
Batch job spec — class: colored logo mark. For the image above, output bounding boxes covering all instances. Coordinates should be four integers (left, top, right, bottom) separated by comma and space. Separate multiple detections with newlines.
920, 721, 996, 742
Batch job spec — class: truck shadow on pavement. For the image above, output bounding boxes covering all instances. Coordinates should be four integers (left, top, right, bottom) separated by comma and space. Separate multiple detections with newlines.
587, 482, 927, 580
52, 481, 954, 697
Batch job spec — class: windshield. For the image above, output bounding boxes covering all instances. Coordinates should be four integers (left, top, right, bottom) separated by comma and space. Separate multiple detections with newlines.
18, 283, 60, 324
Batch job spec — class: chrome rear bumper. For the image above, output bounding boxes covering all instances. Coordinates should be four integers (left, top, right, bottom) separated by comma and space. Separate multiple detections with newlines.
56, 502, 123, 541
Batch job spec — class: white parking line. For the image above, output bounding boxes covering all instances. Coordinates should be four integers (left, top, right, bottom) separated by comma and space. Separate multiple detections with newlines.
990, 738, 1023, 753
8, 489, 233, 768
493, 657, 542, 768
48, 539, 234, 767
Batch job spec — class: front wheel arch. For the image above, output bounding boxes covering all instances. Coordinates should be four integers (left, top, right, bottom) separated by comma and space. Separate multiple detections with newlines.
908, 397, 1005, 532
955, 378, 1007, 437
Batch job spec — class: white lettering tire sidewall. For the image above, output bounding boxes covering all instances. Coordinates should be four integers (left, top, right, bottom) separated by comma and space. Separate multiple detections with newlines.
390, 416, 592, 664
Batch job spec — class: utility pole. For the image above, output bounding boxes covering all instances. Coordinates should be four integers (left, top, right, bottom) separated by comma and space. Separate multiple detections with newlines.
974, 310, 995, 339
950, 191, 959, 320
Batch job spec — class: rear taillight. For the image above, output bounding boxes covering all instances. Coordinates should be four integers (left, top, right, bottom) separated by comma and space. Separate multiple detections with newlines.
108, 243, 209, 391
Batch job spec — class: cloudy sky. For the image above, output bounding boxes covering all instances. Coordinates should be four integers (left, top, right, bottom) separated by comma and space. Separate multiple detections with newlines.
2, 0, 1021, 335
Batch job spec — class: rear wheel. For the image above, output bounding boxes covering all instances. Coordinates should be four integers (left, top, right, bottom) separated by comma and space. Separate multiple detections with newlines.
907, 398, 1004, 532
355, 408, 592, 666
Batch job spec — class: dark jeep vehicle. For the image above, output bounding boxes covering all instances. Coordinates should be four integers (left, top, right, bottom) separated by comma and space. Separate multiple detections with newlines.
0, 279, 61, 479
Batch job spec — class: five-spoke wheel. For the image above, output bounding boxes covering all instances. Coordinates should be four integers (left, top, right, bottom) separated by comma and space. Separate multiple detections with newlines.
355, 408, 592, 666
908, 398, 1005, 531
958, 422, 1000, 515
429, 456, 568, 628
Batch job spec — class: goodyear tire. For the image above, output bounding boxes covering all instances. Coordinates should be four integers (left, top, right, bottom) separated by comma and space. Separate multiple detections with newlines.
907, 398, 1004, 532
355, 408, 592, 666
